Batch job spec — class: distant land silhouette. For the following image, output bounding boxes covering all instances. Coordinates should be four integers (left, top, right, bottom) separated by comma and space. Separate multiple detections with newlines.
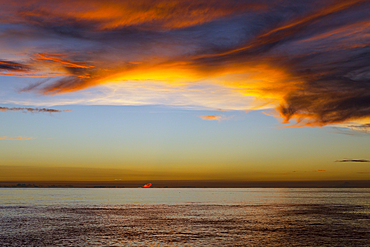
1, 180, 370, 188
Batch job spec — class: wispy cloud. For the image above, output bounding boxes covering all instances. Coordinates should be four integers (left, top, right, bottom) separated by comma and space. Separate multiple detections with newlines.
335, 159, 370, 163
199, 115, 234, 121
199, 115, 222, 121
0, 136, 34, 140
0, 60, 29, 72
346, 124, 370, 134
2, 0, 266, 31
0, 0, 369, 128
36, 54, 93, 69
0, 106, 70, 113
288, 170, 326, 174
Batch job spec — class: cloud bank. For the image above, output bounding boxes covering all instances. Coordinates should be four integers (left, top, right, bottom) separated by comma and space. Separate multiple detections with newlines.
0, 0, 369, 128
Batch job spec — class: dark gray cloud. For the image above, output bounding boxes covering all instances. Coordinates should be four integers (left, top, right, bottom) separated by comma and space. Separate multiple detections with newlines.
335, 159, 370, 163
0, 106, 69, 113
0, 60, 28, 71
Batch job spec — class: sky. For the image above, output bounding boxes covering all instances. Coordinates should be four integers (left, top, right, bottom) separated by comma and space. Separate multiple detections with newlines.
0, 0, 369, 183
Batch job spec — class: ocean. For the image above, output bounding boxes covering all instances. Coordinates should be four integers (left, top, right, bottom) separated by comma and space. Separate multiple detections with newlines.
1, 188, 369, 246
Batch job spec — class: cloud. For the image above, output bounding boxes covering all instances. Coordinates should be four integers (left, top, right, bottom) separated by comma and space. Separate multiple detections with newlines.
192, 0, 370, 127
0, 60, 28, 72
346, 123, 370, 134
0, 136, 34, 140
0, 106, 70, 113
0, 0, 370, 128
2, 0, 266, 31
289, 170, 326, 173
36, 54, 93, 69
335, 159, 370, 163
199, 115, 222, 121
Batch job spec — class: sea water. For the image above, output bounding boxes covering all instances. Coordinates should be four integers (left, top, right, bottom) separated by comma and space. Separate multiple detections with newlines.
1, 188, 369, 246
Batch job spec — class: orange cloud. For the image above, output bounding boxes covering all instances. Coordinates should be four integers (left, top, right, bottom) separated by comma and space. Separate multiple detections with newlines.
199, 115, 222, 121
36, 54, 94, 69
0, 72, 62, 77
5, 0, 266, 31
1, 0, 369, 130
0, 136, 34, 140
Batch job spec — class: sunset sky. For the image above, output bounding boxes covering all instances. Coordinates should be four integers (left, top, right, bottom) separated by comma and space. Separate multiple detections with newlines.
1, 0, 369, 183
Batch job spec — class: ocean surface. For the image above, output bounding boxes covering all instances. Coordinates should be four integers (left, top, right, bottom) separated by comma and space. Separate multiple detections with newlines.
0, 188, 369, 246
